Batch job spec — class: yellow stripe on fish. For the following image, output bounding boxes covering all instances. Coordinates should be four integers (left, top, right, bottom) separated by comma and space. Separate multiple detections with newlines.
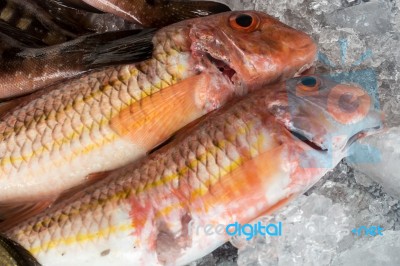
21, 119, 267, 255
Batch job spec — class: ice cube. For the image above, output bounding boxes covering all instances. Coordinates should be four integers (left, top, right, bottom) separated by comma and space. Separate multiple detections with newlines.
324, 1, 392, 35
348, 126, 400, 199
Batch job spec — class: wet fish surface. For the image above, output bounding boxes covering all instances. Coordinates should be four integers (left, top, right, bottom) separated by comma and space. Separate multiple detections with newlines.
4, 76, 382, 265
81, 0, 232, 27
0, 11, 316, 221
0, 28, 156, 99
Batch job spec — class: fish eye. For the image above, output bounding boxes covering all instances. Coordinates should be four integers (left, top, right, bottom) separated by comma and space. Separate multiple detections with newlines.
297, 76, 320, 91
236, 14, 252, 27
229, 13, 260, 32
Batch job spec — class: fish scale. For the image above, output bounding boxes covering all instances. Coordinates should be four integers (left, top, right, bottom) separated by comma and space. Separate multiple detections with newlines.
0, 27, 192, 191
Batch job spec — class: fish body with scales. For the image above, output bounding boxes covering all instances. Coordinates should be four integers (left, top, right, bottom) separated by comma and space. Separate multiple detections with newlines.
0, 28, 156, 99
5, 76, 382, 266
0, 11, 317, 208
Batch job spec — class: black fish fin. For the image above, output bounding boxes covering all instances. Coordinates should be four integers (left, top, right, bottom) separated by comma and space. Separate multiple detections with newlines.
80, 28, 156, 69
0, 234, 41, 265
51, 0, 103, 13
150, 0, 231, 27
163, 1, 231, 21
0, 21, 47, 48
0, 201, 54, 232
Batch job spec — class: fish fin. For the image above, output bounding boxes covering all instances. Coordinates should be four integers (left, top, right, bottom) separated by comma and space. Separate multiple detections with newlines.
158, 1, 231, 21
82, 0, 230, 27
0, 20, 47, 48
80, 29, 156, 69
0, 234, 41, 265
0, 89, 49, 118
50, 171, 113, 208
0, 201, 54, 231
0, 171, 111, 231
0, 99, 26, 117
110, 73, 211, 151
147, 109, 215, 155
48, 0, 103, 13
86, 171, 113, 183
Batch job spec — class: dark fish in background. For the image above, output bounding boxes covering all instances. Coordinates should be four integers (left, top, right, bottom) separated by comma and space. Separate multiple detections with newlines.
0, 0, 79, 45
49, 0, 104, 13
0, 234, 40, 266
38, 0, 139, 34
81, 0, 231, 27
0, 28, 156, 99
0, 20, 46, 47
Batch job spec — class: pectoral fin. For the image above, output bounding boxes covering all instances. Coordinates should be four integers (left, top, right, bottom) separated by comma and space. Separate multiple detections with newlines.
0, 200, 54, 232
110, 73, 211, 151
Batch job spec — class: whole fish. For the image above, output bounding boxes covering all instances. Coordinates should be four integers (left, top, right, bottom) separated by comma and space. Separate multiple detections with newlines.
4, 76, 382, 266
0, 11, 316, 220
0, 234, 40, 266
81, 0, 231, 27
0, 28, 156, 99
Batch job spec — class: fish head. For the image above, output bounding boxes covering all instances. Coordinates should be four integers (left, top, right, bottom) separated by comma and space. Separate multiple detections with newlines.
267, 75, 383, 170
189, 11, 317, 90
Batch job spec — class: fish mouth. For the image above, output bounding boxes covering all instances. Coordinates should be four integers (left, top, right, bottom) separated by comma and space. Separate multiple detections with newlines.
344, 125, 382, 149
288, 129, 327, 152
202, 52, 313, 84
289, 125, 382, 152
205, 53, 237, 84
